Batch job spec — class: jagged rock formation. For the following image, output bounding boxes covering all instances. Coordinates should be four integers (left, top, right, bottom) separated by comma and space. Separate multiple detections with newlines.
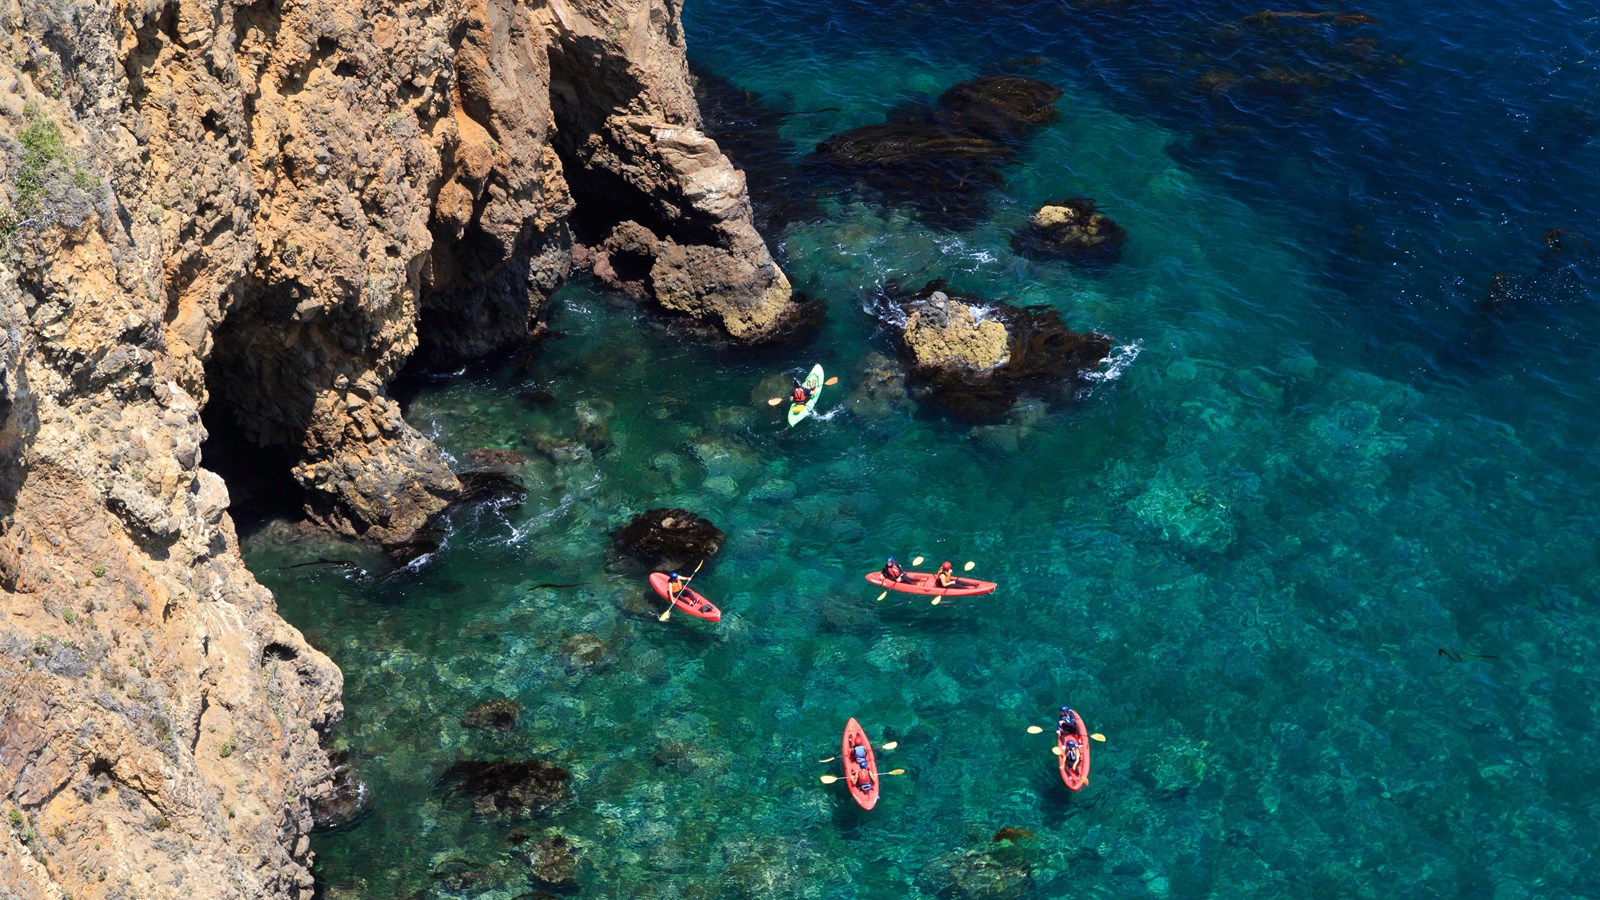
891, 283, 1114, 421
1011, 198, 1129, 265
902, 291, 1011, 371
0, 0, 790, 895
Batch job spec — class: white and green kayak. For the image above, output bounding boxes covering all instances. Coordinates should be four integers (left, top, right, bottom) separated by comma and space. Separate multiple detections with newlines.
787, 364, 824, 427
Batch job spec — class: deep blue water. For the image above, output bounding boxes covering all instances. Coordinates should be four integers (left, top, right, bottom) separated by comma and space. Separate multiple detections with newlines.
245, 1, 1600, 896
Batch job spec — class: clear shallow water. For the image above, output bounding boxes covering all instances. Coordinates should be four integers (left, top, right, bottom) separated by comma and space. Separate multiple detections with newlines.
244, 1, 1600, 896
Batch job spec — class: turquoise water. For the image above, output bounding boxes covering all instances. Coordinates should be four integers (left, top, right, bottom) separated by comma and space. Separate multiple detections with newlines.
245, 1, 1600, 896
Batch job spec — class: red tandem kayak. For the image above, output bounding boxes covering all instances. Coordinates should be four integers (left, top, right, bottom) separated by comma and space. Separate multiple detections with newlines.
1057, 709, 1090, 791
864, 571, 997, 597
648, 572, 722, 622
842, 717, 880, 810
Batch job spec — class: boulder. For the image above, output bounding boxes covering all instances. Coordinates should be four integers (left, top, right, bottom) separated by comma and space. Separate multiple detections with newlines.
902, 291, 1011, 371
891, 283, 1113, 421
609, 508, 725, 572
933, 75, 1064, 138
1011, 198, 1129, 265
436, 759, 572, 820
308, 750, 370, 830
461, 698, 522, 732
527, 829, 585, 891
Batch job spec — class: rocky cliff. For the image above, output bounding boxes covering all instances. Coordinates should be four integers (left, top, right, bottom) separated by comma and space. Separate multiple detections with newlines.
0, 0, 794, 894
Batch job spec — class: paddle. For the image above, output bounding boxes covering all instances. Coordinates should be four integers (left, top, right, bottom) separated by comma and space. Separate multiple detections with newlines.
819, 741, 897, 763
765, 376, 839, 405
1027, 725, 1107, 742
819, 768, 906, 784
658, 558, 705, 623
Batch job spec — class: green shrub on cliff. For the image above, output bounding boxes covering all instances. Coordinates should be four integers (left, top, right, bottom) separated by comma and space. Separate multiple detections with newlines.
1, 105, 102, 244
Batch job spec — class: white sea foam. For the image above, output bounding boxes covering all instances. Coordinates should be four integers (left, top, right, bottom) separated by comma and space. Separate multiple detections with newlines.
1083, 339, 1142, 386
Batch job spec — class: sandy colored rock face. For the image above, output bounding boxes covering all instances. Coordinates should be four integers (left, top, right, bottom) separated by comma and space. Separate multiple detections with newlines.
0, 0, 788, 895
903, 293, 1012, 371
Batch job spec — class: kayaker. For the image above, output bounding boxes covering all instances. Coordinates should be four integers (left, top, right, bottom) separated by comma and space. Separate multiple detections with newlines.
1056, 707, 1077, 737
1063, 737, 1081, 772
855, 770, 874, 794
790, 382, 813, 405
881, 557, 913, 583
933, 561, 958, 588
666, 571, 688, 601
851, 742, 869, 768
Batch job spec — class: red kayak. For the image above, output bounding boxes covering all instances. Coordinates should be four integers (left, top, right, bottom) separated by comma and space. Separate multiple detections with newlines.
842, 717, 880, 810
864, 571, 997, 597
648, 573, 722, 622
1057, 709, 1090, 791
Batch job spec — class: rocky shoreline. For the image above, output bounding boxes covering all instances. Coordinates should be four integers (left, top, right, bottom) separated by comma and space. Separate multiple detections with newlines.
0, 0, 791, 895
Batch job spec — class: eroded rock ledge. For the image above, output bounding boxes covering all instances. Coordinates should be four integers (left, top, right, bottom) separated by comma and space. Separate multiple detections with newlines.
0, 0, 790, 895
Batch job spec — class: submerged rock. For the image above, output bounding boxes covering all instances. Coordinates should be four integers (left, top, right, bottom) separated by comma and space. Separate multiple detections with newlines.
527, 828, 586, 891
609, 508, 726, 572
811, 75, 1062, 225
436, 759, 572, 820
920, 845, 1036, 899
574, 400, 613, 453
891, 283, 1113, 421
561, 633, 614, 671
933, 75, 1064, 138
1011, 198, 1129, 265
462, 698, 522, 732
846, 352, 910, 419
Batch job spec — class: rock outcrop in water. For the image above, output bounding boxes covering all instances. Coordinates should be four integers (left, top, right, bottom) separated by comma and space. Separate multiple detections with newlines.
1011, 198, 1129, 265
609, 508, 725, 572
0, 0, 787, 895
891, 283, 1114, 421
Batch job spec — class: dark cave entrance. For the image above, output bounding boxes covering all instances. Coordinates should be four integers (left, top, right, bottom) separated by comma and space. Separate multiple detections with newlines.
195, 282, 316, 533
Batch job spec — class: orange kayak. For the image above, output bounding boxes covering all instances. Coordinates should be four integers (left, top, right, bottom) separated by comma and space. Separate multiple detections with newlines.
842, 717, 880, 810
1057, 708, 1090, 791
648, 573, 722, 622
864, 571, 997, 597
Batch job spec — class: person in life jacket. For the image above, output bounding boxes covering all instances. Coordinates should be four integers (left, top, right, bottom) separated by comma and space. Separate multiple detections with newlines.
790, 376, 814, 406
933, 561, 958, 588
855, 769, 874, 795
1057, 706, 1077, 737
881, 556, 913, 583
851, 742, 869, 768
1063, 737, 1081, 773
666, 571, 688, 603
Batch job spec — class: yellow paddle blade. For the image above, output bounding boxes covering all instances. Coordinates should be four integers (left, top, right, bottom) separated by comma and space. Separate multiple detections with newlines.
819, 775, 841, 784
883, 768, 907, 776
876, 591, 888, 601
1051, 746, 1063, 756
963, 561, 976, 572
818, 756, 837, 763
930, 597, 941, 605
766, 397, 784, 406
911, 556, 925, 566
881, 741, 898, 751
824, 376, 840, 385
1026, 725, 1045, 735
1091, 733, 1106, 742
658, 610, 672, 622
